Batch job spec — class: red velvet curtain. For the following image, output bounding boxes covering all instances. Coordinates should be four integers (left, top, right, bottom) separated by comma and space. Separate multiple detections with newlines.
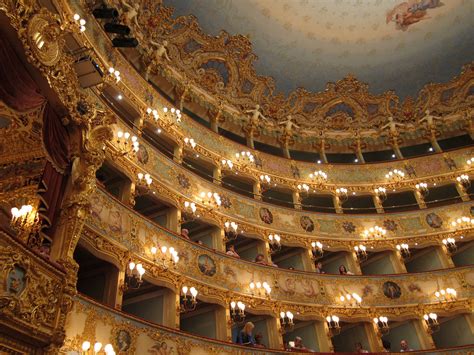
0, 36, 45, 111
0, 34, 71, 239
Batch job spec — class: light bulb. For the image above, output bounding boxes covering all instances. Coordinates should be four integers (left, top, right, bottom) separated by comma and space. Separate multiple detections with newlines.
231, 301, 236, 309
94, 342, 102, 352
82, 341, 91, 351
104, 344, 114, 353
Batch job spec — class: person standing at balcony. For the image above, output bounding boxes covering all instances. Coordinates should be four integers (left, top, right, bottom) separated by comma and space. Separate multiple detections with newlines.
237, 322, 256, 346
226, 245, 240, 258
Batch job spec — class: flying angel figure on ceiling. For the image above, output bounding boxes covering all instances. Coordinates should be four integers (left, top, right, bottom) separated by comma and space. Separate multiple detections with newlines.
386, 0, 442, 31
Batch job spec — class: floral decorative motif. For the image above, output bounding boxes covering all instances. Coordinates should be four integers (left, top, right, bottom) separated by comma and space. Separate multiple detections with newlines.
177, 173, 190, 189
408, 283, 422, 293
342, 221, 356, 233
220, 194, 232, 209
383, 219, 398, 231
426, 212, 443, 229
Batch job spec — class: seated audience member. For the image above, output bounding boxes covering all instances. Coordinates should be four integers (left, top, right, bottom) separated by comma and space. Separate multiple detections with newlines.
339, 264, 354, 275
196, 240, 203, 245
226, 245, 240, 258
180, 228, 190, 240
354, 342, 369, 353
382, 340, 391, 352
315, 261, 325, 274
237, 322, 256, 346
254, 332, 265, 348
400, 339, 414, 352
255, 253, 267, 265
293, 336, 307, 350
255, 253, 278, 267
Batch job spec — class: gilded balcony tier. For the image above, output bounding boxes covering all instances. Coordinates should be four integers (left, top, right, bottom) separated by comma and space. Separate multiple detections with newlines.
67, 0, 474, 154
83, 188, 474, 308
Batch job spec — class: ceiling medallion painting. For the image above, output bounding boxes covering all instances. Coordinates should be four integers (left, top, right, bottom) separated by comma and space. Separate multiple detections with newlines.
108, 0, 472, 138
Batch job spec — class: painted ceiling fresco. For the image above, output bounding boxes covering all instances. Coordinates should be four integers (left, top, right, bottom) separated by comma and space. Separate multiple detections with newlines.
165, 0, 474, 98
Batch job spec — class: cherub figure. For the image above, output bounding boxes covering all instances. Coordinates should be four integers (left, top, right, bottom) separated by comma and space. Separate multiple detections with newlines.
150, 39, 171, 62
419, 109, 441, 129
244, 104, 269, 128
279, 115, 300, 135
380, 116, 405, 136
145, 39, 171, 80
121, 0, 140, 28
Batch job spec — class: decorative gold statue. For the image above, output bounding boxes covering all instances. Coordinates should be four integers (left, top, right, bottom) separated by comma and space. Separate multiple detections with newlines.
121, 0, 140, 28
279, 115, 300, 135
380, 116, 405, 136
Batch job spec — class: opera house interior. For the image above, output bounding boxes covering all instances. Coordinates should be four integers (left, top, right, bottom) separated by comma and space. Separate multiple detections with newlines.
1, 0, 474, 353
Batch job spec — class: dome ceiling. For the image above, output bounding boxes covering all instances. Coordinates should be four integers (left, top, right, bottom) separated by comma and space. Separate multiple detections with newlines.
165, 0, 473, 98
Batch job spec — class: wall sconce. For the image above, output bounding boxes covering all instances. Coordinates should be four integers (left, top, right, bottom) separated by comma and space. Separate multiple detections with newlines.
326, 315, 341, 336
123, 260, 145, 291
221, 159, 234, 170
180, 286, 198, 312
309, 170, 328, 185
451, 216, 474, 229
396, 243, 410, 259
163, 106, 182, 123
235, 151, 255, 167
385, 169, 405, 181
72, 13, 87, 32
415, 182, 429, 197
81, 341, 115, 355
374, 187, 387, 201
373, 316, 389, 335
311, 241, 323, 259
361, 226, 386, 239
442, 238, 457, 253
116, 131, 139, 156
456, 174, 470, 189
137, 172, 152, 187
279, 311, 294, 333
339, 292, 362, 306
259, 174, 272, 192
230, 301, 246, 324
145, 107, 160, 121
435, 288, 457, 302
10, 204, 40, 238
107, 67, 121, 83
150, 245, 179, 269
297, 183, 310, 194
199, 191, 221, 208
354, 245, 367, 261
224, 221, 239, 240
184, 137, 197, 149
183, 201, 197, 214
249, 281, 271, 297
335, 187, 348, 202
268, 234, 281, 253
423, 313, 439, 334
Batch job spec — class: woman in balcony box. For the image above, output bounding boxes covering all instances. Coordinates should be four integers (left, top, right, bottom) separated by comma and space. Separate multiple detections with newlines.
339, 265, 354, 275
237, 322, 256, 346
